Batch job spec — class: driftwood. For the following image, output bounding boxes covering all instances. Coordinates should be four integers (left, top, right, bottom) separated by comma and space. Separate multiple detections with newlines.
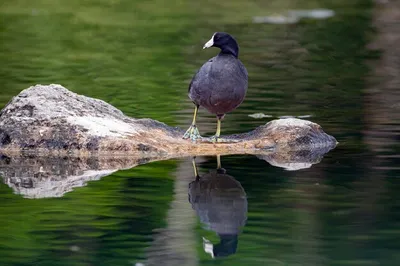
0, 84, 337, 158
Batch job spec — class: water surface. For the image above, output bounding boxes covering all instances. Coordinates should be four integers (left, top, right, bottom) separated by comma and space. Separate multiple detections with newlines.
1, 0, 399, 265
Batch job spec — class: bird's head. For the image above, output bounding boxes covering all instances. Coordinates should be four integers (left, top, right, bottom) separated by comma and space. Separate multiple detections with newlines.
203, 32, 239, 58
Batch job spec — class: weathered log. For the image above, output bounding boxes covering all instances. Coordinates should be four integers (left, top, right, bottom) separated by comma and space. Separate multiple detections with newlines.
0, 84, 337, 158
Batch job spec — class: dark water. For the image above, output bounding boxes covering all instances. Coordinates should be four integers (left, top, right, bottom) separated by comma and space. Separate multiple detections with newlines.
1, 0, 400, 265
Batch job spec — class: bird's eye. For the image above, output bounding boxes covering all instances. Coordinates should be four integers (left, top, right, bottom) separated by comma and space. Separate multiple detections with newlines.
213, 33, 219, 41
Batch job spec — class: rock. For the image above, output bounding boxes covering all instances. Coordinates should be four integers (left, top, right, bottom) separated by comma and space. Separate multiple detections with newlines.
0, 84, 337, 157
0, 84, 180, 157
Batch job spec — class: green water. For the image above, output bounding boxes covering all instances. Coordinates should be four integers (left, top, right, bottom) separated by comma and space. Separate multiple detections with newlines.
1, 0, 400, 265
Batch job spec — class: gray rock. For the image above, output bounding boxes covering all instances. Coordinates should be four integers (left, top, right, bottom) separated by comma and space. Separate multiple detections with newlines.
0, 84, 337, 157
0, 84, 180, 156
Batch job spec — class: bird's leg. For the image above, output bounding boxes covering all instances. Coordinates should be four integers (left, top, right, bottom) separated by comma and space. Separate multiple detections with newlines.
183, 105, 202, 141
209, 115, 241, 143
210, 115, 223, 142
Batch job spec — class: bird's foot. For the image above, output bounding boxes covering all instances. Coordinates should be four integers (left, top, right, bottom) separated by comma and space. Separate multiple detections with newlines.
183, 125, 202, 141
208, 135, 241, 143
209, 135, 222, 143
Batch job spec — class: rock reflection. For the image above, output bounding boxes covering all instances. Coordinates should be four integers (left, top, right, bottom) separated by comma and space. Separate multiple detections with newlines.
259, 145, 335, 171
188, 156, 247, 258
0, 155, 139, 198
0, 143, 334, 198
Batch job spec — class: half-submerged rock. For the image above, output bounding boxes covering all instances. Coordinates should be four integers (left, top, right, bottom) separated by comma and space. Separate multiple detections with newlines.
0, 84, 337, 157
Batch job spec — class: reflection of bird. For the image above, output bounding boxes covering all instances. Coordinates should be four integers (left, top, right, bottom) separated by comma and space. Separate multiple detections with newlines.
188, 156, 247, 258
183, 32, 248, 142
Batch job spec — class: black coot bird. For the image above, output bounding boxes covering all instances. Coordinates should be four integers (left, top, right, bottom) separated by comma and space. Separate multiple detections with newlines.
183, 32, 248, 142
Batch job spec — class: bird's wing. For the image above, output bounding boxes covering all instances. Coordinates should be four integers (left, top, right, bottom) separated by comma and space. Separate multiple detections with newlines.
188, 58, 214, 93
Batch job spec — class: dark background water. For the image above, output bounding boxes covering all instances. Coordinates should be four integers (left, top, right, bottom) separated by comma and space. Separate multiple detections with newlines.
1, 0, 399, 265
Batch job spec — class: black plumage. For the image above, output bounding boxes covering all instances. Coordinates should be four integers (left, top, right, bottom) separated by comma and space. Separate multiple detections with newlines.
183, 32, 248, 142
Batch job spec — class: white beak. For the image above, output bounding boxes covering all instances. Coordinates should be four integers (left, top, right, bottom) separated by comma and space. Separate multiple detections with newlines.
203, 36, 214, 49
203, 237, 215, 258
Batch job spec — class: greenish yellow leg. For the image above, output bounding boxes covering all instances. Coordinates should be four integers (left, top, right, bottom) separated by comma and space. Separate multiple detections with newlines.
210, 117, 222, 142
183, 105, 201, 141
192, 105, 198, 125
216, 119, 221, 138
